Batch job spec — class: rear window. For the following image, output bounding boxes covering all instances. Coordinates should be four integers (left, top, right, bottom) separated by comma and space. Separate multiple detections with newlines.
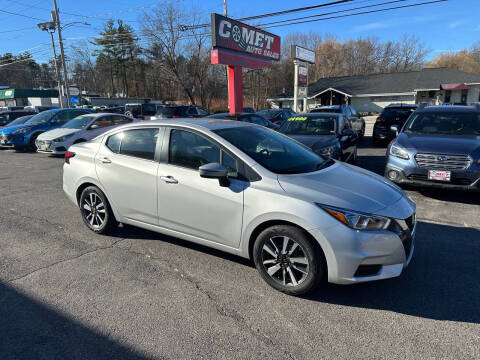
311, 108, 341, 113
382, 108, 416, 120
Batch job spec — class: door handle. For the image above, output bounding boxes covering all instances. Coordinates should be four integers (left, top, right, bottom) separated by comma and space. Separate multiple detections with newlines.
99, 157, 112, 164
160, 176, 178, 184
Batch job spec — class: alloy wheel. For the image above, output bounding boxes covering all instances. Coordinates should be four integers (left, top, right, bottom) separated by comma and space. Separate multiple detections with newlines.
82, 192, 106, 229
261, 236, 310, 286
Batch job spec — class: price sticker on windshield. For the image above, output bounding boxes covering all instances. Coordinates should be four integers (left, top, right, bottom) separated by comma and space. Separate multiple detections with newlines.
288, 116, 307, 121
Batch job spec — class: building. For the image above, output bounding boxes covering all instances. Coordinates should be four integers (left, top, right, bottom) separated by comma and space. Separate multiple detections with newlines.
0, 88, 60, 108
269, 68, 480, 113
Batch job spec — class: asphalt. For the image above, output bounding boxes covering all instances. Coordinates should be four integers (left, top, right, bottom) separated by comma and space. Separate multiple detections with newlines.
0, 130, 479, 359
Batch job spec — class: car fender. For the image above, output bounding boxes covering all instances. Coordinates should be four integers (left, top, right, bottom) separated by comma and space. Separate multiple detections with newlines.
240, 210, 336, 264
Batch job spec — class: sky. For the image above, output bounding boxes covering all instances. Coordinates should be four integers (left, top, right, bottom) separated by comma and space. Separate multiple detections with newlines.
0, 0, 478, 63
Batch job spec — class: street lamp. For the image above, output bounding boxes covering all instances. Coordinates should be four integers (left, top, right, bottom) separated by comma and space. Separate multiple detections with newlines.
37, 21, 64, 108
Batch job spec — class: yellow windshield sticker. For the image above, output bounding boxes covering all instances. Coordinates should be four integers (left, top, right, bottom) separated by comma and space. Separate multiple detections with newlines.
288, 116, 308, 121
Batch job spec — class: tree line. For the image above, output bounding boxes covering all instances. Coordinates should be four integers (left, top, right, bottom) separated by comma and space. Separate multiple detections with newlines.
1, 1, 478, 111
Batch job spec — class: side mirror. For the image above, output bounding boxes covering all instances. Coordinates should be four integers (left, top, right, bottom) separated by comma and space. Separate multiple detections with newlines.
199, 163, 229, 186
89, 124, 100, 130
390, 125, 399, 134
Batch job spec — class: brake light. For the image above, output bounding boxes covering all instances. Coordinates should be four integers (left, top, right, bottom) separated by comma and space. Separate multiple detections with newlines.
173, 115, 180, 118
65, 151, 75, 164
376, 116, 385, 123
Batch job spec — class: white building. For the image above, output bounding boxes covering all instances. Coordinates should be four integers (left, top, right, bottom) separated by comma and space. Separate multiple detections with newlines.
268, 68, 480, 113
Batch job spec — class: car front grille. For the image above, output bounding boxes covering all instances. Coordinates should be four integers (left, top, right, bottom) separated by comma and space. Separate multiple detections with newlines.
414, 153, 471, 170
389, 213, 416, 259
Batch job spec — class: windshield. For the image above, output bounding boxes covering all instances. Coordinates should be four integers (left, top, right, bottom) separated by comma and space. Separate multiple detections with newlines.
63, 115, 95, 129
26, 111, 56, 125
8, 115, 33, 126
279, 116, 337, 135
214, 126, 330, 174
404, 112, 480, 135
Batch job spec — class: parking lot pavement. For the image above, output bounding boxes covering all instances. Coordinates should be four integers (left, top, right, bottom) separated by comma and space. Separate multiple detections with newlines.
0, 143, 479, 360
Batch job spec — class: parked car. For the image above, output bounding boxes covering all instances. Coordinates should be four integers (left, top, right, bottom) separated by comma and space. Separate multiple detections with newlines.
310, 105, 365, 138
35, 113, 136, 155
0, 108, 93, 150
278, 113, 358, 162
151, 105, 209, 120
385, 104, 480, 191
373, 104, 418, 147
243, 107, 255, 113
0, 110, 37, 127
207, 112, 278, 130
125, 103, 158, 120
64, 119, 416, 295
256, 108, 296, 126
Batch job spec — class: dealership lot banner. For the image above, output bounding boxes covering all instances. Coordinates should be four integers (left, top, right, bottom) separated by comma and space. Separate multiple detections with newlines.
211, 13, 281, 61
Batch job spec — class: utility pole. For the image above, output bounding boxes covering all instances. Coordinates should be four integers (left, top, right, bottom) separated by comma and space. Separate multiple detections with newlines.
49, 31, 64, 108
37, 21, 64, 108
52, 1, 71, 108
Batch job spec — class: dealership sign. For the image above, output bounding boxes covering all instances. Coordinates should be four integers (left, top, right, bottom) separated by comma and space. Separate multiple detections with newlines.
291, 45, 315, 64
211, 13, 281, 61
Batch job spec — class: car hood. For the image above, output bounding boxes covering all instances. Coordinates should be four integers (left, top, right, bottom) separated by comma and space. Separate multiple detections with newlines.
288, 135, 337, 149
37, 128, 79, 140
0, 123, 35, 135
278, 162, 415, 218
397, 132, 480, 155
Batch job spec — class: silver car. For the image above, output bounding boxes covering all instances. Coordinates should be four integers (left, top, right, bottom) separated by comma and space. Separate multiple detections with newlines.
36, 113, 136, 155
63, 119, 416, 295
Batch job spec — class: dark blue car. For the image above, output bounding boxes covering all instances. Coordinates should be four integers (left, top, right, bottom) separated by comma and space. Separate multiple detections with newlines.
0, 108, 93, 150
385, 105, 480, 191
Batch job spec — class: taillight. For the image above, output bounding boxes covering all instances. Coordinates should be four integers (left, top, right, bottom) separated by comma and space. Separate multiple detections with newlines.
65, 151, 75, 164
376, 116, 385, 123
173, 115, 180, 118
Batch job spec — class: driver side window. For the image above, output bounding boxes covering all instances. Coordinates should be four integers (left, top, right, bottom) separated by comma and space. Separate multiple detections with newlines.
169, 129, 220, 170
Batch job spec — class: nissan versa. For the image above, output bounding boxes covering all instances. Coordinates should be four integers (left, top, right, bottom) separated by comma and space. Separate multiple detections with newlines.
0, 108, 92, 150
63, 119, 416, 295
386, 105, 480, 191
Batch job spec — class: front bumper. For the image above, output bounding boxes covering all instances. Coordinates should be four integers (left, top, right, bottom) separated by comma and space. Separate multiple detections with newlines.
385, 156, 480, 191
36, 139, 67, 154
0, 133, 30, 147
309, 213, 416, 285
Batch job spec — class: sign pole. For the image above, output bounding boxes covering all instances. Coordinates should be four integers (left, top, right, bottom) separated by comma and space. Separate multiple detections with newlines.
228, 65, 243, 115
293, 60, 299, 113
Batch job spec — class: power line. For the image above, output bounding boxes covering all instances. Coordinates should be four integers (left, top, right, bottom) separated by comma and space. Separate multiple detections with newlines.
263, 0, 447, 28
183, 0, 355, 30
0, 8, 46, 21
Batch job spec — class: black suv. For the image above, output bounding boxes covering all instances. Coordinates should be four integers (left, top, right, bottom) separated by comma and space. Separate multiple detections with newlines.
0, 110, 37, 127
310, 105, 365, 138
152, 105, 209, 119
373, 104, 417, 147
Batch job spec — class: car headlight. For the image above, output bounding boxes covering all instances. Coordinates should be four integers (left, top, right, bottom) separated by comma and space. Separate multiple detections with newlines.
12, 127, 31, 135
390, 144, 410, 160
316, 143, 340, 157
318, 204, 391, 231
53, 134, 74, 142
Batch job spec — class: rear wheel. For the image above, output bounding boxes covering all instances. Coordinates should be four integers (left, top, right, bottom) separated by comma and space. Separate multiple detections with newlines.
79, 186, 117, 234
253, 225, 325, 295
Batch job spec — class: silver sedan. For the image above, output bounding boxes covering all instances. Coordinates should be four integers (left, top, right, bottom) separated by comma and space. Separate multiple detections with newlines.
63, 119, 416, 295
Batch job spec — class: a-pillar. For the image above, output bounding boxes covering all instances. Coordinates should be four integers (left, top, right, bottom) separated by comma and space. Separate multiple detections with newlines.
228, 65, 243, 115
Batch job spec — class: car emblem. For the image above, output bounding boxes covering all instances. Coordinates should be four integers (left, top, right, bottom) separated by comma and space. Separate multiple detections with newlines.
437, 156, 447, 161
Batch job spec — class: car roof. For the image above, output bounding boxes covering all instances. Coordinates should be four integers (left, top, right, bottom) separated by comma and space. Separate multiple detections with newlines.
314, 105, 342, 109
293, 112, 341, 117
124, 118, 255, 131
418, 105, 480, 113
384, 103, 418, 109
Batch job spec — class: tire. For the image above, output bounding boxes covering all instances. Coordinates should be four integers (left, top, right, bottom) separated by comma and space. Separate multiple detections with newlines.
79, 186, 117, 234
29, 133, 41, 151
253, 225, 325, 296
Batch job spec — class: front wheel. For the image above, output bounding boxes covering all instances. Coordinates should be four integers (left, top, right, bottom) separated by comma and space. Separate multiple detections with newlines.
79, 186, 117, 234
253, 225, 325, 296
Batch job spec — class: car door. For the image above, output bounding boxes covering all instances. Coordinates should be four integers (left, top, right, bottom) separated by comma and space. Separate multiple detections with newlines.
94, 127, 162, 225
156, 127, 246, 248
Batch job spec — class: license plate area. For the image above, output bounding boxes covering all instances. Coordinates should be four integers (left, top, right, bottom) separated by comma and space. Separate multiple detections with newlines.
428, 170, 451, 181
